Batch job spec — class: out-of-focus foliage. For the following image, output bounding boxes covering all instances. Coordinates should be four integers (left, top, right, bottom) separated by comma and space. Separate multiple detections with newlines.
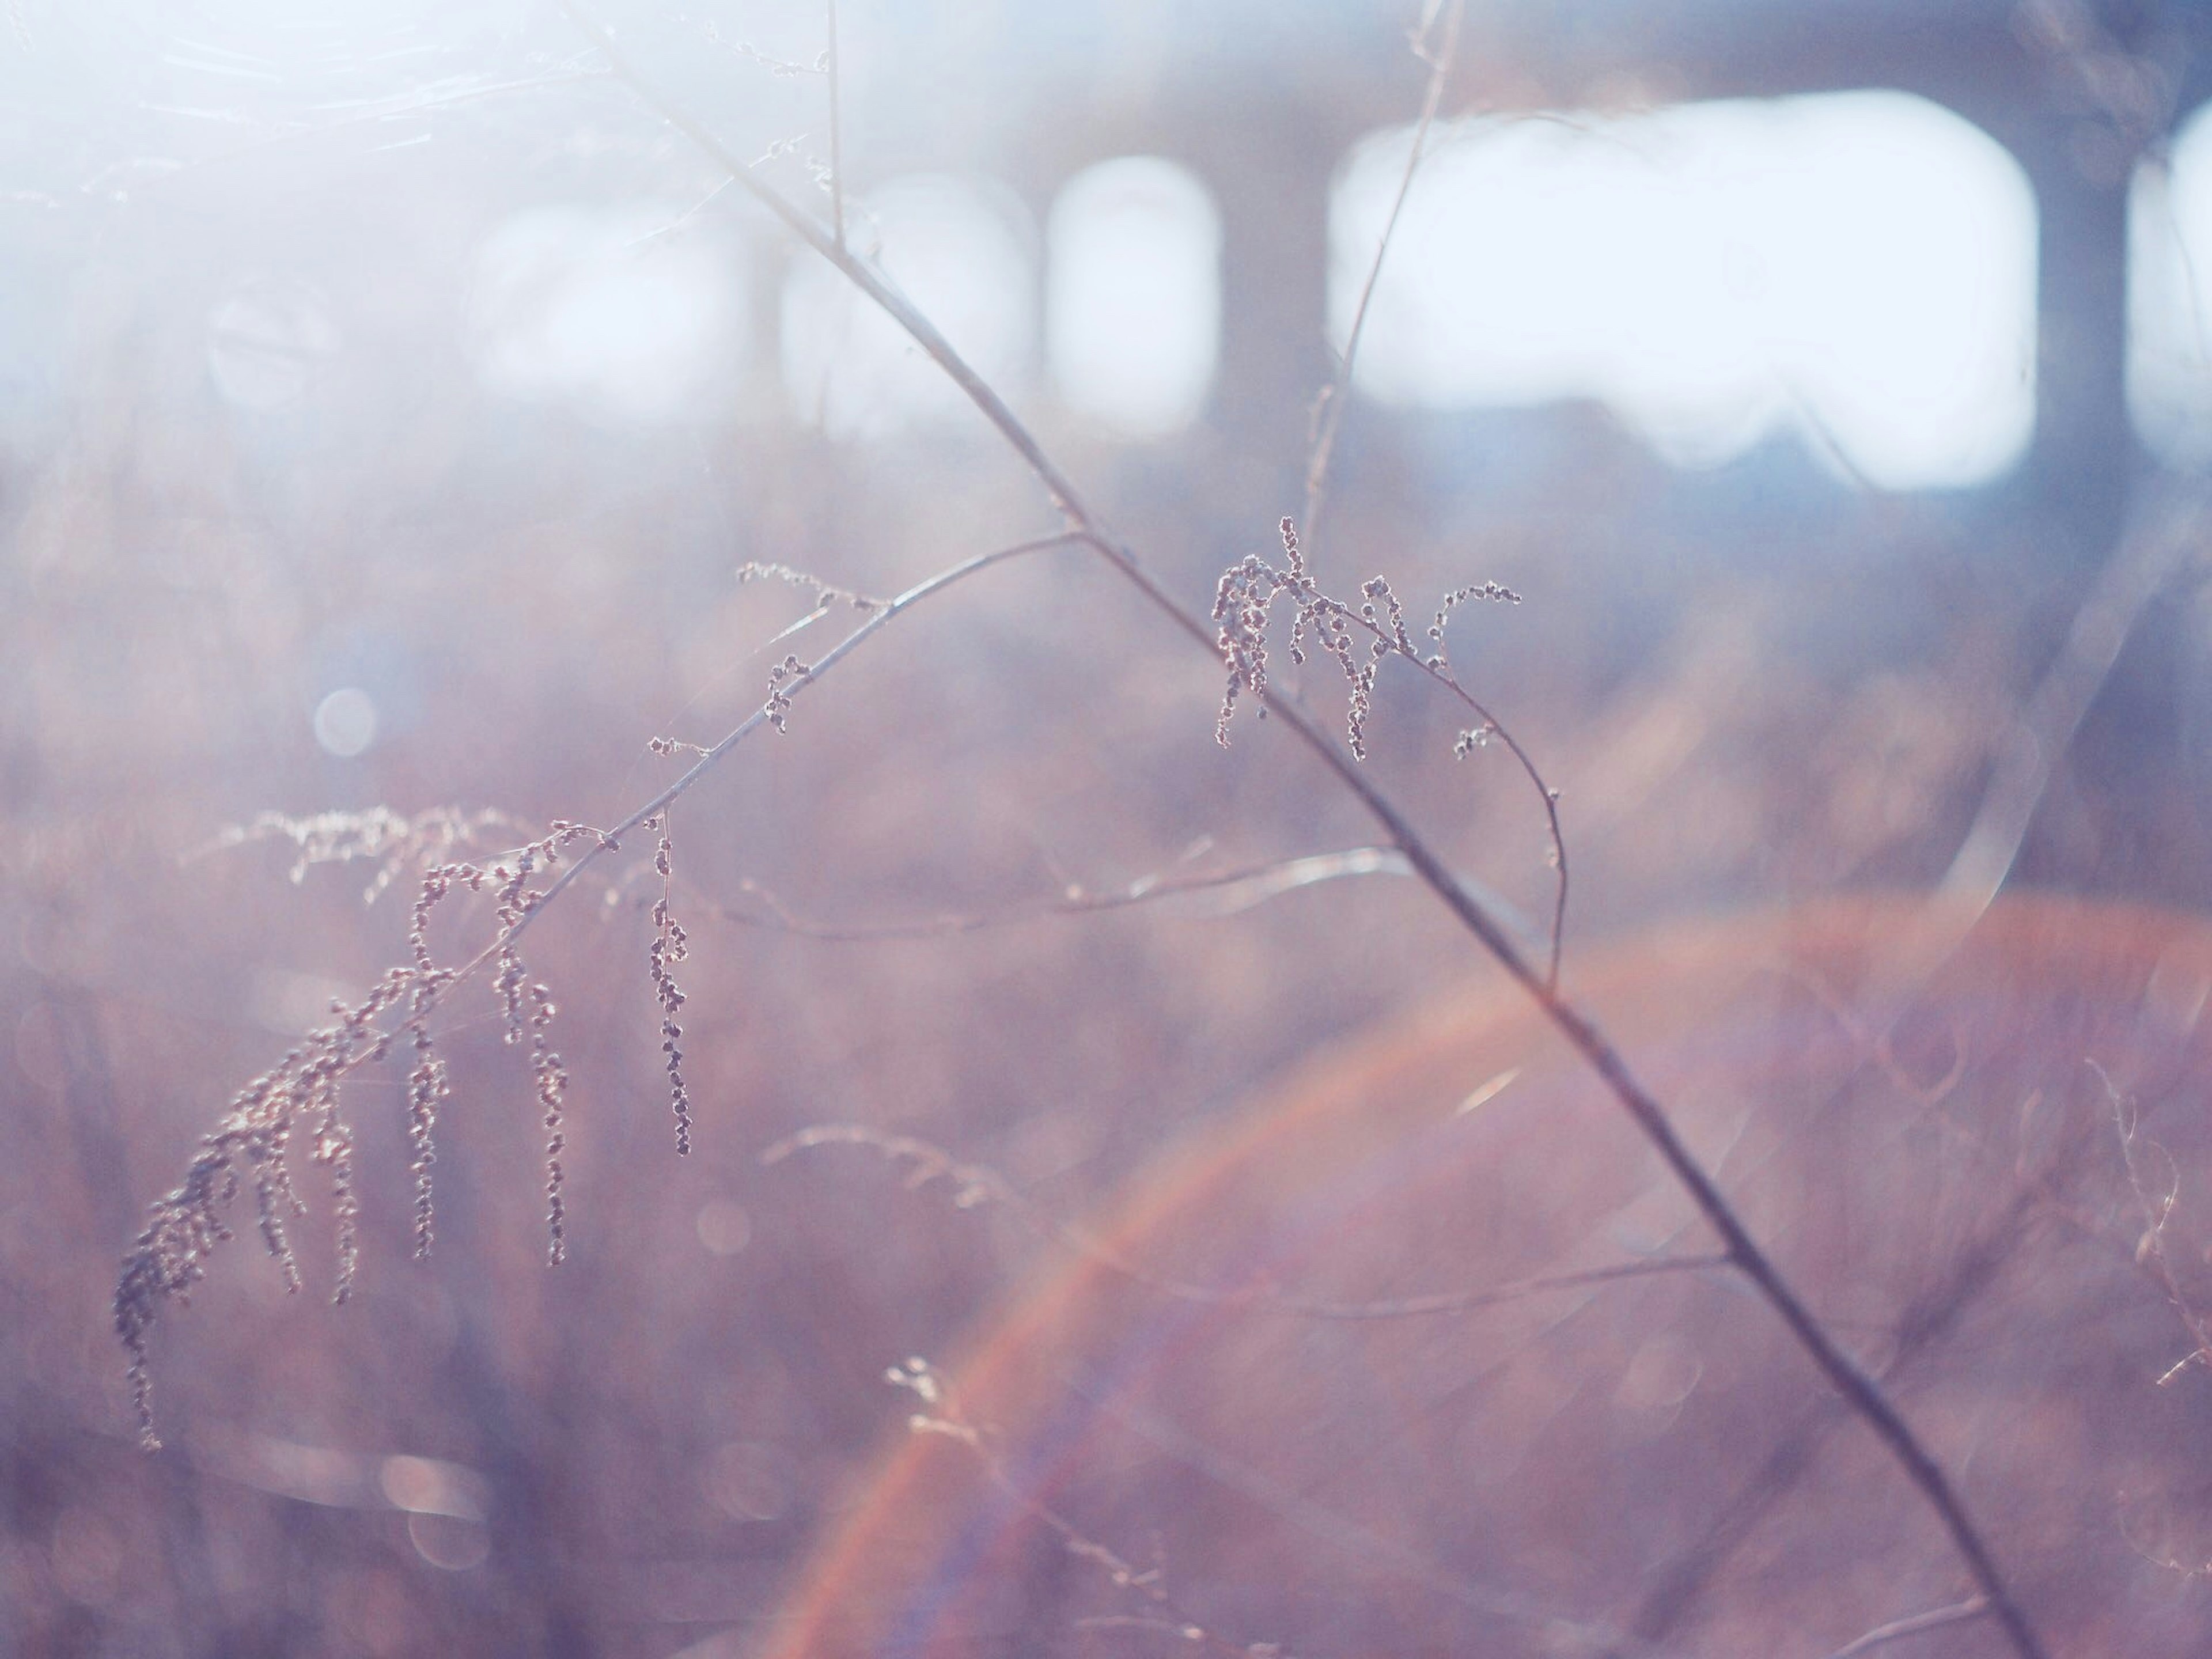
7, 2, 2212, 1655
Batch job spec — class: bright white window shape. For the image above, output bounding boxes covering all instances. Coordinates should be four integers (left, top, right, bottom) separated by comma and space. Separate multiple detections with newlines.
1047, 157, 1222, 438
1331, 91, 2038, 491
467, 203, 745, 425
782, 175, 1036, 440
2129, 103, 2212, 468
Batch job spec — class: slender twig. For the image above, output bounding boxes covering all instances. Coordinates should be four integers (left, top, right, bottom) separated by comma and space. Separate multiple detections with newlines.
888, 1361, 1294, 1659
1823, 1596, 1988, 1658
2096, 1060, 2212, 1385
1230, 526, 1569, 984
569, 10, 1565, 980
96, 69, 607, 195
1628, 1141, 2070, 1641
899, 1358, 1667, 1657
448, 531, 1085, 982
617, 845, 1470, 943
825, 0, 844, 249
1429, 668, 1569, 990
1078, 1377, 1669, 1656
762, 1123, 1728, 1320
1940, 485, 2199, 918
1302, 0, 1464, 559
1846, 486, 2206, 1031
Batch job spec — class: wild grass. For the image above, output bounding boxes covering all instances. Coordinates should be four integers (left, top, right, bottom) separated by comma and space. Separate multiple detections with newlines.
94, 5, 2137, 1657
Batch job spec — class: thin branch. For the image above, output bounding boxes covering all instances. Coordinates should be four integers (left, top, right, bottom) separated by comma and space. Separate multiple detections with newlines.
99, 69, 608, 195
896, 1358, 1672, 1658
186, 806, 530, 902
445, 532, 1085, 984
825, 0, 844, 249
422, 531, 1073, 1012
1077, 1377, 1669, 1656
1628, 1158, 2065, 1642
1823, 1596, 1988, 1658
703, 26, 826, 79
1301, 0, 1465, 558
615, 844, 1434, 943
557, 11, 1569, 989
1219, 518, 1567, 983
2096, 1060, 2212, 1385
762, 1123, 1728, 1320
887, 1361, 1297, 1659
558, 1, 1097, 522
1901, 480, 2212, 1025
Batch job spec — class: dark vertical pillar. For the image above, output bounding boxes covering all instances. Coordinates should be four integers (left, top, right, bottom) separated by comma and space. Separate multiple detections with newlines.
2020, 128, 2138, 558
1183, 95, 1347, 518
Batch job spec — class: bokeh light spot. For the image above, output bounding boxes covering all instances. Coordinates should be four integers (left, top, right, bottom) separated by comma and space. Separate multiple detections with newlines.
2130, 102, 2212, 468
695, 1196, 753, 1256
468, 203, 744, 424
313, 687, 378, 757
1334, 91, 2037, 489
1047, 157, 1221, 438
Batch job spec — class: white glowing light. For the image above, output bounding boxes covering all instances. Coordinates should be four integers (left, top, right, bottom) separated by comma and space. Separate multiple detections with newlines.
2129, 105, 2212, 468
312, 687, 377, 758
1048, 157, 1222, 438
782, 173, 1036, 439
1333, 92, 2038, 490
695, 1197, 752, 1257
467, 203, 743, 424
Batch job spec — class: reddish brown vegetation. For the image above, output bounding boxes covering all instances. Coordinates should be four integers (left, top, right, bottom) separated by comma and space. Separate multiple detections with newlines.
782, 895, 2212, 1657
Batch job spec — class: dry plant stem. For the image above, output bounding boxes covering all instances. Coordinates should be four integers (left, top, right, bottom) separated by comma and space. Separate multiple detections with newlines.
139, 69, 609, 197
1423, 672, 1567, 990
1081, 1380, 1664, 1656
1301, 0, 1464, 558
448, 531, 1085, 984
643, 846, 1443, 942
558, 11, 2051, 1653
824, 0, 843, 249
957, 1455, 1275, 1659
763, 1123, 1729, 1320
2099, 1062, 2212, 1384
1940, 485, 2202, 918
1823, 1596, 1990, 1658
1215, 524, 1567, 984
889, 1362, 1293, 1659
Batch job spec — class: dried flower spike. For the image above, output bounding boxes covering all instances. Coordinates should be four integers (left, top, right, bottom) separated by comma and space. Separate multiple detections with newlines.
647, 815, 694, 1156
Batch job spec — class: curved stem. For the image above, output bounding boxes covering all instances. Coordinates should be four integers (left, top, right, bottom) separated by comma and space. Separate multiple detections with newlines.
453, 531, 1085, 982
1302, 0, 1464, 558
1301, 579, 1569, 986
